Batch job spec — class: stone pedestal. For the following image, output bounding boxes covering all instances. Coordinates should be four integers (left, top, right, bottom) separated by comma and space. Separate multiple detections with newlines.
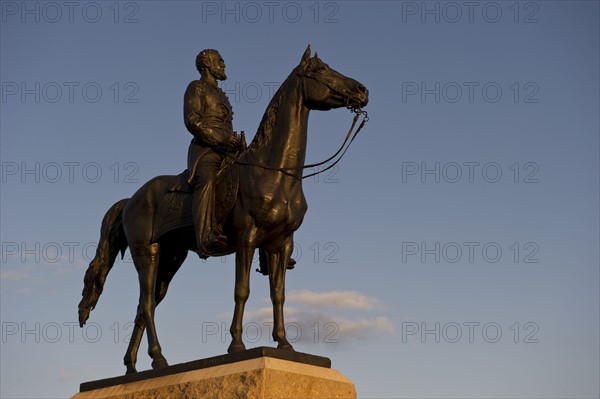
71, 347, 356, 399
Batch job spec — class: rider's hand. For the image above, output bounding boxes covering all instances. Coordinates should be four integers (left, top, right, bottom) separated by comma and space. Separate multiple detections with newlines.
225, 133, 241, 151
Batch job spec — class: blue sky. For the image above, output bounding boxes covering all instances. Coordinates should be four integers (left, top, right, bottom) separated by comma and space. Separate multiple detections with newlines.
1, 1, 599, 398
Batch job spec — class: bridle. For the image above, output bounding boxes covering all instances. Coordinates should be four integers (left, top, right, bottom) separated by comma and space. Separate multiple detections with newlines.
234, 63, 369, 180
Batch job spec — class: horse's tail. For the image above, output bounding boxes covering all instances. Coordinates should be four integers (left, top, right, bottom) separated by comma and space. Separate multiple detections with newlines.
78, 199, 129, 327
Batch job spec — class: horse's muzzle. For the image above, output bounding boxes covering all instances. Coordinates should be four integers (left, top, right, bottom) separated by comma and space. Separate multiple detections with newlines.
350, 88, 369, 109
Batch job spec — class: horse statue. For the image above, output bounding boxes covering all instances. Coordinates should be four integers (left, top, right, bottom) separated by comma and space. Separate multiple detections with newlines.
77, 45, 369, 374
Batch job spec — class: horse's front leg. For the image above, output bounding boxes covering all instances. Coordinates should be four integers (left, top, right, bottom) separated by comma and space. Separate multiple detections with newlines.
228, 245, 254, 354
269, 238, 294, 351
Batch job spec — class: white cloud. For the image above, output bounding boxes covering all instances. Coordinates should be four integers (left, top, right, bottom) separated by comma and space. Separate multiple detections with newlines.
335, 316, 395, 339
222, 290, 393, 347
56, 367, 79, 382
287, 289, 380, 310
0, 270, 31, 281
244, 306, 394, 345
243, 307, 272, 321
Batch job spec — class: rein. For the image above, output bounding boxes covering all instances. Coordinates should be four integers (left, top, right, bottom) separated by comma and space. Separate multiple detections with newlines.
234, 107, 368, 180
302, 107, 368, 179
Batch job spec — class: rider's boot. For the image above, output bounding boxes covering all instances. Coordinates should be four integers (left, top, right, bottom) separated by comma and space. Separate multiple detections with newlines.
255, 250, 297, 275
193, 180, 229, 258
200, 229, 228, 257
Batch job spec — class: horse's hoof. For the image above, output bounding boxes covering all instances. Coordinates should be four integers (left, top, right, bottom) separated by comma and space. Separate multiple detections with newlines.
151, 357, 169, 370
287, 257, 296, 269
227, 342, 246, 354
277, 343, 295, 351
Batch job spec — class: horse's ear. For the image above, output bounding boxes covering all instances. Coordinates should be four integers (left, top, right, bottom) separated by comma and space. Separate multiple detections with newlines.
300, 45, 311, 66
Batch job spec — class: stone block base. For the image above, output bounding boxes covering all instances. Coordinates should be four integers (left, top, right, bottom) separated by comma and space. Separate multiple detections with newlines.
71, 352, 355, 399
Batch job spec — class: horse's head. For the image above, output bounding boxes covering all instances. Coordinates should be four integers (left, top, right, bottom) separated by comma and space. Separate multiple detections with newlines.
297, 45, 369, 111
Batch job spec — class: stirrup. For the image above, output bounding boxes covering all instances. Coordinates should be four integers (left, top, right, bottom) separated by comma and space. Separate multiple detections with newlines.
256, 257, 297, 275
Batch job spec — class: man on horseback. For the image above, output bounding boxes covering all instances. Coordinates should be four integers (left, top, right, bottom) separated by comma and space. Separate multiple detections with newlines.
184, 49, 241, 257
79, 47, 369, 371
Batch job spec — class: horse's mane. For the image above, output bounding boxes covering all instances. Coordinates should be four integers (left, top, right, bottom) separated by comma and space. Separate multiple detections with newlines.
246, 67, 300, 154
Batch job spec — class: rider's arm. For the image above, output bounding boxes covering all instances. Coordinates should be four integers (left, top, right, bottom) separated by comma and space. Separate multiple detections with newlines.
183, 81, 230, 149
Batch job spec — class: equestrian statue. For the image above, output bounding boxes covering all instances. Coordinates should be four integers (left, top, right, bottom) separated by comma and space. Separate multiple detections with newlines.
77, 45, 369, 374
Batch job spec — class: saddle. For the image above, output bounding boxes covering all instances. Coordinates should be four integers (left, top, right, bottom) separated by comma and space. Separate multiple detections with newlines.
152, 158, 239, 243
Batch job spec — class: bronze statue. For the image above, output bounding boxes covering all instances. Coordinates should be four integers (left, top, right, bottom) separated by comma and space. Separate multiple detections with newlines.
78, 46, 368, 374
184, 49, 241, 257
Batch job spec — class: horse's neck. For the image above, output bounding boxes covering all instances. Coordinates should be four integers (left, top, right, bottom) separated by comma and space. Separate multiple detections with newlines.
249, 78, 309, 177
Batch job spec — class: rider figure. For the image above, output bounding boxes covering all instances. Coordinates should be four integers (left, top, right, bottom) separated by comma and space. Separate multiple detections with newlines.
184, 49, 241, 257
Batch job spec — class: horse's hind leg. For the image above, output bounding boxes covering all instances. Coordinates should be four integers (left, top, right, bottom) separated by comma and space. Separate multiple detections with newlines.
124, 246, 188, 373
124, 303, 144, 374
128, 243, 168, 370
